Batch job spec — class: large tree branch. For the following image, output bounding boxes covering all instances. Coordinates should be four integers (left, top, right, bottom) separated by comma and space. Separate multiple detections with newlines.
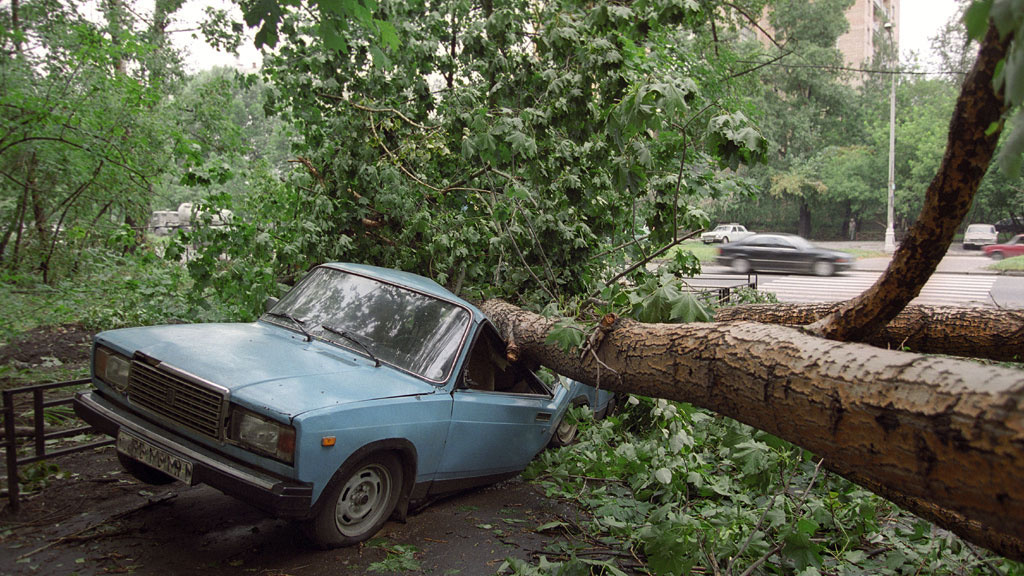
716, 303, 1024, 362
809, 25, 1010, 341
480, 299, 1024, 560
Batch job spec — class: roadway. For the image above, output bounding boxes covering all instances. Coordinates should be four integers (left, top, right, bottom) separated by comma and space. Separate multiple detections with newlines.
696, 242, 1024, 309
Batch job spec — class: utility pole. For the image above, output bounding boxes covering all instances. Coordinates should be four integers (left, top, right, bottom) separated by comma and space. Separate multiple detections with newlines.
884, 20, 897, 253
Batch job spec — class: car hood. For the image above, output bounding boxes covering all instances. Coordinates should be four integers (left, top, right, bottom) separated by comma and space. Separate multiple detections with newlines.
96, 322, 440, 418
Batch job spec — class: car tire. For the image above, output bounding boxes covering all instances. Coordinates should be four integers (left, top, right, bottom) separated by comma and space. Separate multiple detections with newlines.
596, 395, 617, 419
731, 258, 751, 274
812, 260, 835, 277
990, 251, 1005, 261
117, 452, 176, 485
549, 398, 588, 448
721, 237, 729, 244
304, 453, 403, 548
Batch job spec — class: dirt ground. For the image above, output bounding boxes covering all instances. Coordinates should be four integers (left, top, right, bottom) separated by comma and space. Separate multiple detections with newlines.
1, 450, 603, 576
0, 327, 622, 576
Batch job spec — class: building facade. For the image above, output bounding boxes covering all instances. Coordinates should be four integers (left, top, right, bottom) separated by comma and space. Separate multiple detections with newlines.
837, 0, 900, 69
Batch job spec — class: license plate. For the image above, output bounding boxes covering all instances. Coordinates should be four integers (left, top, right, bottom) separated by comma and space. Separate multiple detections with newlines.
117, 430, 194, 485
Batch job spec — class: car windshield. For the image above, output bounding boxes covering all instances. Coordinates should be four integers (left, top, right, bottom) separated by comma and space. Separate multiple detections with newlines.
263, 267, 472, 382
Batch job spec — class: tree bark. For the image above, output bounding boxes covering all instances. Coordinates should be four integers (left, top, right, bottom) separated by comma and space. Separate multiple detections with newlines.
480, 299, 1024, 561
809, 26, 1010, 342
716, 303, 1024, 362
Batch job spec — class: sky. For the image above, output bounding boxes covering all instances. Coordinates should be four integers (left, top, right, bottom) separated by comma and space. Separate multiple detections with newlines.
899, 0, 962, 69
171, 0, 965, 73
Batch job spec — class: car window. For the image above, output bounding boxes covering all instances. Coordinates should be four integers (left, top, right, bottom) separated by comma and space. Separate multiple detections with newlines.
460, 324, 548, 395
265, 267, 472, 382
786, 236, 813, 250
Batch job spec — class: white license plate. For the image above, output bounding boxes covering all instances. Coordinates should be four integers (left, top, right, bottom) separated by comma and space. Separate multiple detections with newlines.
117, 430, 194, 485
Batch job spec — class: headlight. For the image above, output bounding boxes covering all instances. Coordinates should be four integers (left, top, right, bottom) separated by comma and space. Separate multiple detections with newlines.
229, 406, 296, 464
94, 346, 131, 393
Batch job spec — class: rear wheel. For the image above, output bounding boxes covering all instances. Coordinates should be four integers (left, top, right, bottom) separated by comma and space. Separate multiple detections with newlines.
304, 453, 403, 548
549, 398, 588, 448
812, 260, 835, 276
731, 258, 751, 274
117, 452, 176, 485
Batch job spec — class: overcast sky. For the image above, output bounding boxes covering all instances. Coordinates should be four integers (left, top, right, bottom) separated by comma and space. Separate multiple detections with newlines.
899, 0, 962, 68
171, 0, 966, 73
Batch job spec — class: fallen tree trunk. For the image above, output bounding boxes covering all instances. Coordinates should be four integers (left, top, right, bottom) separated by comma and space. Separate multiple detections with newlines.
481, 299, 1024, 561
715, 303, 1024, 362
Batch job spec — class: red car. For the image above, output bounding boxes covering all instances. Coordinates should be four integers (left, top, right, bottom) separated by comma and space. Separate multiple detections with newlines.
983, 235, 1024, 260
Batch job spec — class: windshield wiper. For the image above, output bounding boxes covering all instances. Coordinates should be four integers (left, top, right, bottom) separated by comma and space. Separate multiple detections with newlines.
264, 311, 312, 342
321, 325, 381, 367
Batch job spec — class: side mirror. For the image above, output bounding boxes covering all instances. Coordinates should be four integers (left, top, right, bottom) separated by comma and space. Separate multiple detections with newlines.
263, 297, 279, 312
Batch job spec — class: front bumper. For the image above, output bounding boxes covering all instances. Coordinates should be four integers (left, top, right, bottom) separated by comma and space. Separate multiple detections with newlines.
74, 390, 313, 518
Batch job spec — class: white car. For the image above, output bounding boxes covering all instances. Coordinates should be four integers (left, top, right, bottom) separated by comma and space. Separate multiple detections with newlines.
962, 223, 998, 249
701, 223, 754, 244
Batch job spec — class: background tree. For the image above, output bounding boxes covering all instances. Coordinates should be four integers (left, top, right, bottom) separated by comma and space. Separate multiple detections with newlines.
177, 0, 771, 313
745, 0, 861, 238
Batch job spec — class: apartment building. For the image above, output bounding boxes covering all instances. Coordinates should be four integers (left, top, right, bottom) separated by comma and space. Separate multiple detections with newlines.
838, 0, 900, 68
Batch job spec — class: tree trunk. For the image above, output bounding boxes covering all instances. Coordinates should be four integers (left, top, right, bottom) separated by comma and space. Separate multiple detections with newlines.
798, 201, 811, 238
479, 299, 1024, 561
809, 26, 1009, 342
715, 303, 1024, 362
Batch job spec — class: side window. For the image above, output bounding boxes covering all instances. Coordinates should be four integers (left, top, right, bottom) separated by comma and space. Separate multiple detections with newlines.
460, 324, 549, 395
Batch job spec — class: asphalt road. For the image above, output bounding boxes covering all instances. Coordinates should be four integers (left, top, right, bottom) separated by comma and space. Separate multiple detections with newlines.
698, 242, 1024, 309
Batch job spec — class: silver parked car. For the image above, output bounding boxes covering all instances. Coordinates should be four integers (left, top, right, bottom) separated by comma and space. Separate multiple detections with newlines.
963, 223, 998, 249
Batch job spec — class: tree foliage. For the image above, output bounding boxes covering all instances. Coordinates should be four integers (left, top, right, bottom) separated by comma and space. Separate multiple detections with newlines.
176, 0, 772, 313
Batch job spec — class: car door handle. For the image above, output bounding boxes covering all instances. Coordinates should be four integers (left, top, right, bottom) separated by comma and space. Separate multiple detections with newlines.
535, 413, 552, 422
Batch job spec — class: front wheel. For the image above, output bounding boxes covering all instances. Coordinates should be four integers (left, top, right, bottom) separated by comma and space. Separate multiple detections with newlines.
731, 257, 751, 274
812, 260, 835, 276
303, 453, 403, 548
721, 237, 729, 244
990, 251, 1005, 261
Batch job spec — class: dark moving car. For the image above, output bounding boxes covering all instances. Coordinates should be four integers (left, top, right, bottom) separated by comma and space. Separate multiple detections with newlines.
996, 217, 1024, 236
716, 234, 854, 276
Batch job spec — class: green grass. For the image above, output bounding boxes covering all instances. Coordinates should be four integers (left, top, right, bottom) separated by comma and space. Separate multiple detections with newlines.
843, 248, 888, 258
989, 255, 1024, 271
670, 240, 720, 263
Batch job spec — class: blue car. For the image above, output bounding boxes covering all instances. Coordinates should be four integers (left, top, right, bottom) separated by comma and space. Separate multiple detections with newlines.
74, 263, 612, 547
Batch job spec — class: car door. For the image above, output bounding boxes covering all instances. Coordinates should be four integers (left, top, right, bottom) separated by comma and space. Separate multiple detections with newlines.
434, 323, 565, 485
744, 236, 784, 271
770, 236, 806, 272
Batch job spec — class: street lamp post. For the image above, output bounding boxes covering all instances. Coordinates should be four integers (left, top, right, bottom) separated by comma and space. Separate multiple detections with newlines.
884, 21, 897, 253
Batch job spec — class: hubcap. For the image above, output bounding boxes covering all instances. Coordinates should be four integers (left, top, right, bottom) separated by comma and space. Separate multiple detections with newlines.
335, 464, 392, 535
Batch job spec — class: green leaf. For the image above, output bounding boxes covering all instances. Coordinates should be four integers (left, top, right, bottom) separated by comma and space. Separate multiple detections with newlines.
782, 530, 822, 572
369, 44, 392, 68
964, 0, 993, 40
643, 529, 696, 576
668, 293, 712, 323
376, 19, 400, 50
998, 111, 1024, 177
545, 320, 587, 352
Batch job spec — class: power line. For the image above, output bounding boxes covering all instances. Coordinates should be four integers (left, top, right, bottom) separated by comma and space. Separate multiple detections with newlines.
735, 59, 966, 77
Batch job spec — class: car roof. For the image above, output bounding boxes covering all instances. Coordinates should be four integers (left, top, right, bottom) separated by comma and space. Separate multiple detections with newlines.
321, 262, 481, 317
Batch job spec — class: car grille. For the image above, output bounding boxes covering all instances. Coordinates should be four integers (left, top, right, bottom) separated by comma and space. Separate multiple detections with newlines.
127, 356, 228, 440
